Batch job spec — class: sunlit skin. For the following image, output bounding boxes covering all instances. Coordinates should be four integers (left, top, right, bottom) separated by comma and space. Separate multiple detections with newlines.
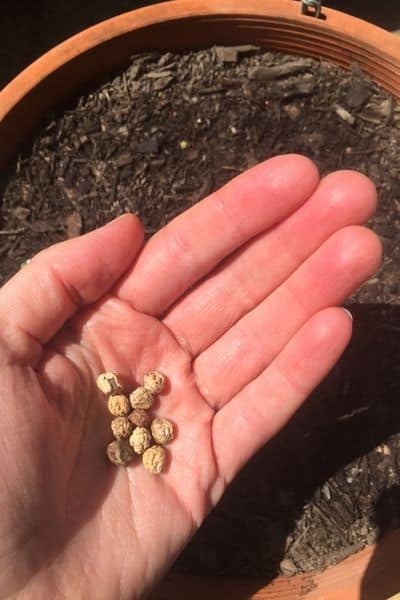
0, 155, 381, 599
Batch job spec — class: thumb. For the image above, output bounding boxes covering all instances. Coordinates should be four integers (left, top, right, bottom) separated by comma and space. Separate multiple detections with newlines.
0, 214, 143, 366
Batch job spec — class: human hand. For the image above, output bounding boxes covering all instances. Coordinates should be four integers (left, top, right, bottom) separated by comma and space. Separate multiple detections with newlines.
0, 155, 381, 599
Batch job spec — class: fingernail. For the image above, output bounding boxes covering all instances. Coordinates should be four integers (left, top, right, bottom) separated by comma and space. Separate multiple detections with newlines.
342, 308, 353, 321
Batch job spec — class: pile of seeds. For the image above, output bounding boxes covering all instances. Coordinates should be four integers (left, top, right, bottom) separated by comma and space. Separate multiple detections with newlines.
96, 370, 174, 474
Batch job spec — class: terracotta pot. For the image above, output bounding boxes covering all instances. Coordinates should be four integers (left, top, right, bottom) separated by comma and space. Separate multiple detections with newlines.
1, 1, 400, 598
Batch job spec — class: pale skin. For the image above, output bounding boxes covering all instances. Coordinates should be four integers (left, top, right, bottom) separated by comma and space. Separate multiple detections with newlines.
0, 155, 381, 599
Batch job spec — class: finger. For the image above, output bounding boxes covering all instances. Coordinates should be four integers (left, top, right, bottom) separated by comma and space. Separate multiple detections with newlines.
0, 214, 143, 366
164, 170, 377, 354
116, 154, 320, 315
212, 307, 353, 488
194, 226, 382, 409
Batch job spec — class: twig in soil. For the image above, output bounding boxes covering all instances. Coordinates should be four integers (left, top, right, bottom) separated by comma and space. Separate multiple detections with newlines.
385, 96, 394, 125
333, 104, 355, 126
287, 522, 312, 553
221, 165, 243, 172
337, 405, 370, 421
122, 72, 131, 100
198, 86, 227, 95
313, 505, 350, 546
248, 58, 313, 81
0, 228, 26, 235
344, 149, 376, 157
358, 113, 382, 125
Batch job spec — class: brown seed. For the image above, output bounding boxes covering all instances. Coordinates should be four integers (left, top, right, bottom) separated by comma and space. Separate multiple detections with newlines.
151, 417, 174, 444
142, 445, 166, 474
107, 394, 130, 417
111, 417, 133, 440
129, 387, 154, 410
106, 439, 134, 466
143, 370, 165, 394
129, 427, 153, 454
128, 409, 150, 427
96, 372, 123, 395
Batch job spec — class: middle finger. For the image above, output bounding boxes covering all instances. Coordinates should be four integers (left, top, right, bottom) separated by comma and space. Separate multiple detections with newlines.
164, 171, 376, 355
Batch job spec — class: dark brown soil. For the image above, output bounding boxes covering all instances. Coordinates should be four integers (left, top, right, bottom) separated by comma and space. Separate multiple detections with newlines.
1, 47, 400, 579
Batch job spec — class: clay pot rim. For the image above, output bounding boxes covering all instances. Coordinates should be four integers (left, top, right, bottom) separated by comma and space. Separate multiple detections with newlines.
1, 0, 400, 124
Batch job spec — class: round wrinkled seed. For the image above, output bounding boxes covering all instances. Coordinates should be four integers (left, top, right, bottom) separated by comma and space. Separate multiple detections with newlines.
151, 417, 174, 444
128, 409, 150, 427
97, 372, 123, 395
107, 439, 134, 466
129, 427, 153, 454
142, 445, 166, 474
108, 394, 130, 417
129, 387, 154, 410
143, 370, 165, 394
111, 417, 133, 440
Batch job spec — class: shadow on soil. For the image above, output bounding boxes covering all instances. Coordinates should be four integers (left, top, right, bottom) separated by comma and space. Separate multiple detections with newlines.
166, 304, 400, 598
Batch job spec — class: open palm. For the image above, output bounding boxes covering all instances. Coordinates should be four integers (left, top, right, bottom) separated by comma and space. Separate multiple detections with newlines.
0, 156, 381, 599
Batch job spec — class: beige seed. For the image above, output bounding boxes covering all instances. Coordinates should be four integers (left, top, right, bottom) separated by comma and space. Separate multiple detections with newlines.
96, 372, 122, 395
151, 417, 174, 444
129, 387, 154, 410
129, 427, 153, 454
142, 445, 166, 474
128, 409, 150, 427
107, 394, 130, 417
106, 439, 134, 466
111, 417, 133, 440
143, 370, 165, 394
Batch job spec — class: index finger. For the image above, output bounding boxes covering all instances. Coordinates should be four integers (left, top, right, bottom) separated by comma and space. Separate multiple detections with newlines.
116, 154, 320, 316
